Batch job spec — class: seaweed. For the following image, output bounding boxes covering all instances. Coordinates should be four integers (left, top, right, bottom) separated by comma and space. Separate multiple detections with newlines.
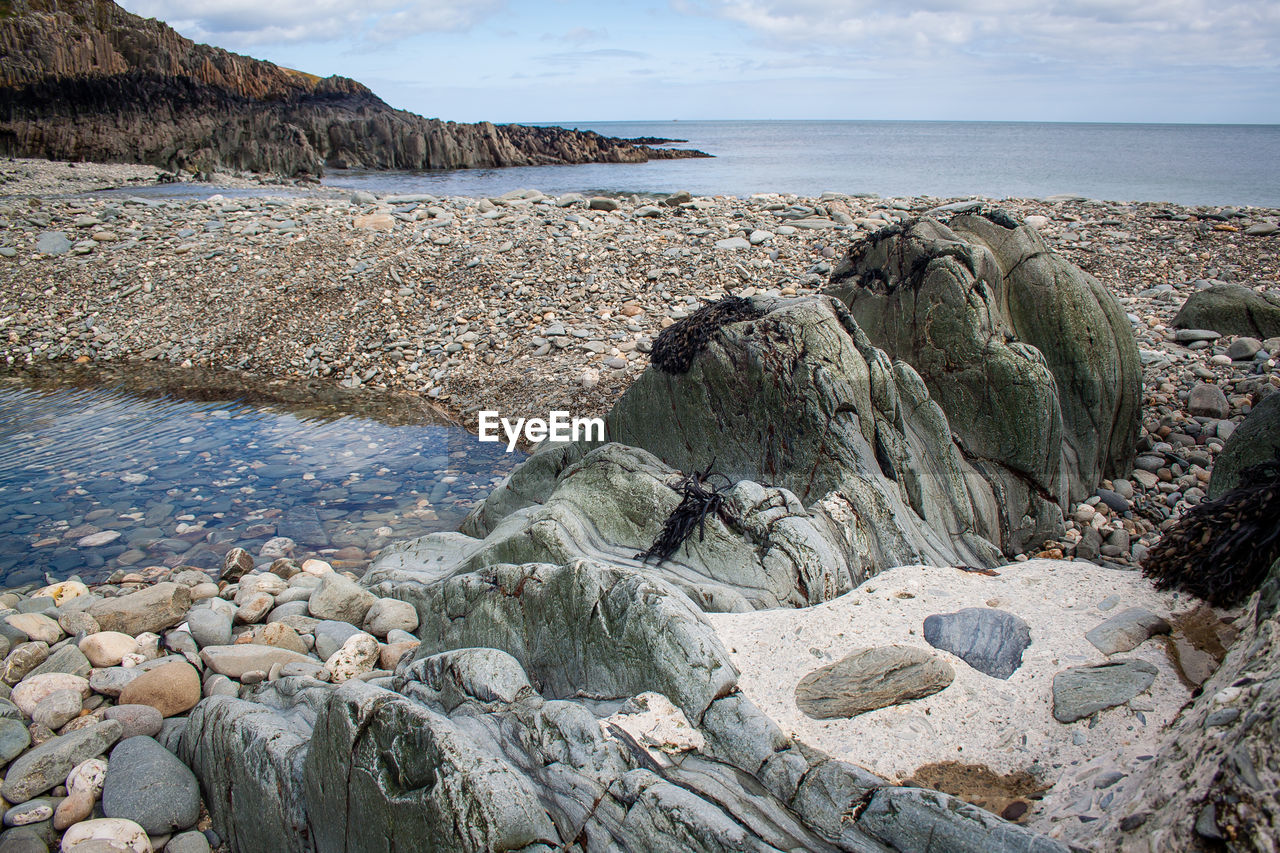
636, 461, 738, 565
1141, 460, 1280, 608
649, 296, 763, 374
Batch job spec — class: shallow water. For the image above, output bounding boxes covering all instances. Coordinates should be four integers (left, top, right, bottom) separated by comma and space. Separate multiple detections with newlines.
0, 368, 522, 586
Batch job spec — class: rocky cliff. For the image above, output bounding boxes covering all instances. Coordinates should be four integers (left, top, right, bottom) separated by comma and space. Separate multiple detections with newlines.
0, 0, 709, 176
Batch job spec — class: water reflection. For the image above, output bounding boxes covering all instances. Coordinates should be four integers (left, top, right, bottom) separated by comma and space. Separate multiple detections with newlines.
0, 366, 522, 586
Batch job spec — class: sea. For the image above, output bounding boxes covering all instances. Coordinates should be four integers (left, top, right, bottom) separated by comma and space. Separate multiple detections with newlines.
323, 120, 1280, 208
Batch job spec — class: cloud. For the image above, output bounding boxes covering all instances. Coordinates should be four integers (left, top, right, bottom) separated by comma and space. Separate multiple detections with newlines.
118, 0, 505, 46
684, 0, 1280, 70
535, 48, 650, 66
555, 26, 609, 44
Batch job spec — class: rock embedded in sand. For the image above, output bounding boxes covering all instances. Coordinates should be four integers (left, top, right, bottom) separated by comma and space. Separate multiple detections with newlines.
922, 607, 1032, 679
1052, 659, 1159, 723
794, 645, 954, 719
1085, 607, 1171, 656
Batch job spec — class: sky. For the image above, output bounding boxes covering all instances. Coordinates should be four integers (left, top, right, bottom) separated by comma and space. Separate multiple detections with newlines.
116, 0, 1280, 125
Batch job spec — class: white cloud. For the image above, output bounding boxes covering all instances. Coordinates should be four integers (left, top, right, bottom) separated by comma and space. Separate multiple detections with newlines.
686, 0, 1280, 70
119, 0, 505, 46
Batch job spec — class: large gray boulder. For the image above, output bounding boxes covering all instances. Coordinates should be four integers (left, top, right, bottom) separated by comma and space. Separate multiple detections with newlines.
1172, 282, 1280, 340
826, 213, 1141, 547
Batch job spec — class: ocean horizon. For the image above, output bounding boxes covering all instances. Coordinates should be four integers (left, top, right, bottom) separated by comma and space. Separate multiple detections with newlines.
324, 119, 1280, 208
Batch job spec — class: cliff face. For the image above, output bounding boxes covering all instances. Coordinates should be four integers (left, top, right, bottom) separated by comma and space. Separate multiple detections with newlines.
0, 0, 707, 176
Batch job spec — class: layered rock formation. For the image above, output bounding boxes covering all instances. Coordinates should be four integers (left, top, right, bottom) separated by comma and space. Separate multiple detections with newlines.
826, 211, 1141, 552
180, 561, 1070, 853
368, 296, 1008, 612
0, 0, 709, 176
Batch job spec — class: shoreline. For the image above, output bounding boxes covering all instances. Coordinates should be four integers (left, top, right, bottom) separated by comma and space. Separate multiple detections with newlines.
0, 156, 1278, 848
2, 160, 1277, 554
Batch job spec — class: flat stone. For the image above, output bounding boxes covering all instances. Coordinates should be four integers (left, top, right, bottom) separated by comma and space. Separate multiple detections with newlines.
35, 232, 71, 256
1173, 328, 1221, 343
59, 817, 151, 853
1052, 660, 1159, 723
1085, 608, 1171, 656
31, 689, 82, 730
3, 615, 60, 645
26, 644, 91, 680
102, 736, 200, 834
922, 607, 1031, 679
0, 720, 123, 803
795, 645, 954, 719
87, 583, 191, 635
199, 645, 315, 678
714, 237, 751, 250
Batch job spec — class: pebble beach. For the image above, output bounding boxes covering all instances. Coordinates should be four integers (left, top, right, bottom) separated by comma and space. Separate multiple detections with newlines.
0, 156, 1278, 851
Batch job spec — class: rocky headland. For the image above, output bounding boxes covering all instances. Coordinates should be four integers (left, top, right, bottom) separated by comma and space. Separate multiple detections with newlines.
0, 174, 1278, 852
0, 0, 709, 178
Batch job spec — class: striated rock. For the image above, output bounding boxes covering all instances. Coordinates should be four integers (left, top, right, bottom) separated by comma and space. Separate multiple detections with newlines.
795, 645, 954, 718
87, 582, 190, 635
923, 607, 1032, 679
827, 213, 1141, 551
1172, 282, 1280, 340
0, 0, 709, 178
1052, 660, 1159, 722
0, 720, 122, 803
858, 786, 1070, 852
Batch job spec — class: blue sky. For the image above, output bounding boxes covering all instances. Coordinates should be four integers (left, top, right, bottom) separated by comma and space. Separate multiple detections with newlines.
118, 0, 1280, 124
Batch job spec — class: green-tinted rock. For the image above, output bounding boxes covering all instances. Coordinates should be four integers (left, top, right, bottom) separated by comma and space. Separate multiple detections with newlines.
1173, 282, 1280, 339
1208, 392, 1280, 499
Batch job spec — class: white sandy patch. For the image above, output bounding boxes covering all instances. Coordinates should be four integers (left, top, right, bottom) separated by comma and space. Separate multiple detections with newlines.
707, 559, 1194, 785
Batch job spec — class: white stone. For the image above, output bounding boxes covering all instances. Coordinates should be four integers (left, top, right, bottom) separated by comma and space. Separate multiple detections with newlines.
325, 633, 380, 684
60, 817, 151, 852
66, 757, 109, 797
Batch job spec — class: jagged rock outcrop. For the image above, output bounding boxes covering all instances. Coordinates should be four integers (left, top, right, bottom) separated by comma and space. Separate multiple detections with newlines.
826, 211, 1141, 550
178, 560, 1069, 853
0, 0, 709, 176
1043, 557, 1280, 851
369, 296, 1014, 613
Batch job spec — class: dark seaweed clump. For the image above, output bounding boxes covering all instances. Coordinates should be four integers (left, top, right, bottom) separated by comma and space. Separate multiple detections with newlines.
1141, 461, 1280, 608
636, 461, 737, 565
650, 296, 763, 374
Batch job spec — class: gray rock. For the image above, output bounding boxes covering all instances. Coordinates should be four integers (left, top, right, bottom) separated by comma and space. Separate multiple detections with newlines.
102, 736, 201, 834
30, 689, 81, 730
103, 704, 164, 739
828, 213, 1142, 545
164, 831, 212, 853
87, 583, 191, 635
795, 645, 954, 718
0, 717, 30, 767
1188, 383, 1230, 419
88, 667, 139, 698
34, 232, 70, 256
0, 720, 122, 803
307, 574, 376, 625
857, 786, 1071, 852
178, 695, 313, 853
0, 827, 48, 852
1209, 392, 1280, 499
1173, 282, 1280, 339
312, 621, 362, 662
361, 598, 418, 637
587, 197, 619, 211
1085, 608, 1171, 655
26, 645, 91, 680
199, 645, 315, 678
714, 236, 751, 250
922, 607, 1031, 679
185, 608, 232, 649
1227, 337, 1263, 361
1052, 660, 1159, 722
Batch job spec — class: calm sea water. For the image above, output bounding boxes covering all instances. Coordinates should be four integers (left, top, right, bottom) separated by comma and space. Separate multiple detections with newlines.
0, 370, 522, 586
323, 120, 1280, 208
